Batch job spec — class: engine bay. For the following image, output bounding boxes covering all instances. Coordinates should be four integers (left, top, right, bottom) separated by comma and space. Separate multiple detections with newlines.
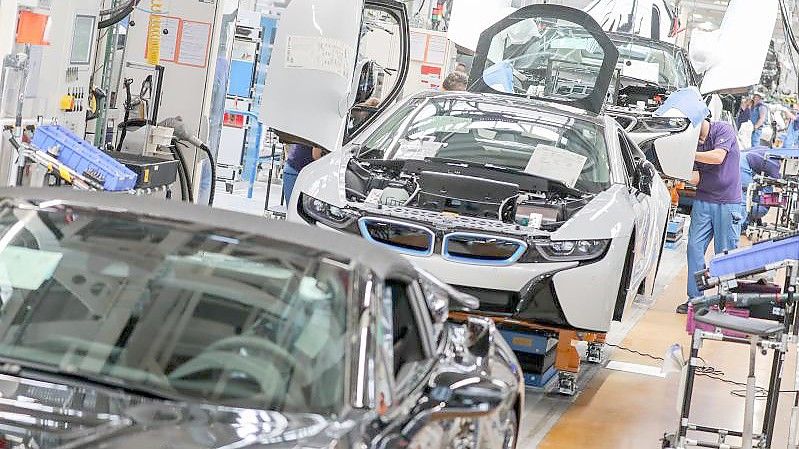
345, 158, 591, 230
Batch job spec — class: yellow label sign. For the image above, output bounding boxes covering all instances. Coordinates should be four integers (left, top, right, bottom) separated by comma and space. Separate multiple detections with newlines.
143, 169, 150, 183
511, 336, 533, 348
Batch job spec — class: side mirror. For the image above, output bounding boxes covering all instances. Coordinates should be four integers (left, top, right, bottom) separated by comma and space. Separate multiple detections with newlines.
402, 372, 508, 436
635, 160, 656, 196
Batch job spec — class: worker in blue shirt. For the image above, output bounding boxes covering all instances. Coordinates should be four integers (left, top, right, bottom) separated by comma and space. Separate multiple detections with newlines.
782, 104, 799, 148
283, 144, 321, 203
739, 147, 782, 231
749, 91, 769, 148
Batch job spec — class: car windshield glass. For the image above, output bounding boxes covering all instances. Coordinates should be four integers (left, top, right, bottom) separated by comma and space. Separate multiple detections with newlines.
479, 19, 606, 102
0, 205, 350, 414
613, 38, 688, 88
359, 97, 610, 193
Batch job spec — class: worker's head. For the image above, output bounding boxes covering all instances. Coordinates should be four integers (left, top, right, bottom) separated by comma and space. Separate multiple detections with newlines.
698, 118, 711, 144
442, 72, 468, 92
455, 62, 468, 73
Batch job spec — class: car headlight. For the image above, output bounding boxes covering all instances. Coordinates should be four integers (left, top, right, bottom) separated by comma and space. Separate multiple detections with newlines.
299, 194, 359, 229
629, 117, 689, 134
524, 239, 610, 262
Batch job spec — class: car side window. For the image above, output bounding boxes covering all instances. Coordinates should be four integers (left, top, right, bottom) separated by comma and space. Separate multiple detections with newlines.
385, 280, 429, 385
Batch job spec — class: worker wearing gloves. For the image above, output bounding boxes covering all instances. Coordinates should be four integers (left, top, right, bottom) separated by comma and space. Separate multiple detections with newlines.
739, 148, 782, 232
660, 90, 743, 314
749, 91, 769, 148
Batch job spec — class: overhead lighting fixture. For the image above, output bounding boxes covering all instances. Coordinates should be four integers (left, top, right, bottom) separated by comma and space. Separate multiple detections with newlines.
693, 13, 704, 19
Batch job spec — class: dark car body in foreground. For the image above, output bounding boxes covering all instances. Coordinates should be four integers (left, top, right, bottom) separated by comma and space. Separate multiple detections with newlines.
0, 188, 522, 449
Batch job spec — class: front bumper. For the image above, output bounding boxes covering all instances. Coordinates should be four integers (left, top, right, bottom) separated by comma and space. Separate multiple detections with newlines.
406, 237, 628, 333
294, 201, 629, 333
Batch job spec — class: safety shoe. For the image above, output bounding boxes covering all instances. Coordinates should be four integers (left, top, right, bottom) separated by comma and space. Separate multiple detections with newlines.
675, 302, 689, 314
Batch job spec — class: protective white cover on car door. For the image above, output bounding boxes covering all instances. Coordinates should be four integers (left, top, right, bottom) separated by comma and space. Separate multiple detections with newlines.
697, 0, 778, 94
650, 87, 707, 180
261, 0, 364, 152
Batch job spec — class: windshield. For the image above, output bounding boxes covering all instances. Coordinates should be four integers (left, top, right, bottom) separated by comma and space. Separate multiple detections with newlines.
0, 205, 350, 414
359, 97, 611, 193
613, 38, 689, 89
480, 20, 606, 102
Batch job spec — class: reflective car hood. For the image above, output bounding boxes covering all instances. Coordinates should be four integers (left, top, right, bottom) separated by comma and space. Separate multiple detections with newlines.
0, 373, 344, 449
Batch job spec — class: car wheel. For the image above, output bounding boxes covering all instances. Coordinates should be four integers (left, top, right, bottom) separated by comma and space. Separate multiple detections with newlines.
502, 408, 519, 449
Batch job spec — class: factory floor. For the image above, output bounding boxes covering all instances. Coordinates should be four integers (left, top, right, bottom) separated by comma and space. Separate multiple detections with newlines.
519, 236, 798, 449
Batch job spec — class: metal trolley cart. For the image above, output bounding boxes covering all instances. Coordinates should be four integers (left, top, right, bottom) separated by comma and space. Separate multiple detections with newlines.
665, 234, 799, 449
745, 149, 799, 241
7, 125, 177, 196
745, 175, 799, 241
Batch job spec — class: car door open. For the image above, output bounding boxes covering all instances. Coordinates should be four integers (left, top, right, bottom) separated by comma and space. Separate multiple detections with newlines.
468, 4, 619, 115
261, 0, 409, 152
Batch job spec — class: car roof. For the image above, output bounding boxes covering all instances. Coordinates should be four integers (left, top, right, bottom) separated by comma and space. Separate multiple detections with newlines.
0, 187, 418, 279
410, 90, 607, 126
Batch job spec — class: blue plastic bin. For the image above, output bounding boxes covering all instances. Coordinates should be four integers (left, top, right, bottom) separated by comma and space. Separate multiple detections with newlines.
32, 126, 137, 191
708, 235, 799, 277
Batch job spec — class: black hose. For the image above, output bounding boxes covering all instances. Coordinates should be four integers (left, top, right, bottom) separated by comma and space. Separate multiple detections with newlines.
198, 144, 216, 206
170, 139, 193, 203
99, 0, 141, 17
99, 5, 134, 29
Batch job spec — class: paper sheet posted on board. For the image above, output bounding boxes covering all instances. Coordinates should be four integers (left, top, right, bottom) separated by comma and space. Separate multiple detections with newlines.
524, 145, 587, 188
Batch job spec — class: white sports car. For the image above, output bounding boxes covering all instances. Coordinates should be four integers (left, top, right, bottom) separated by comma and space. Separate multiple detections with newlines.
263, 2, 696, 333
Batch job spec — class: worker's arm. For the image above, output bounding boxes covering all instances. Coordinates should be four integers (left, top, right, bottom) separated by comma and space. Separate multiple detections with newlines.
694, 148, 727, 165
312, 147, 323, 160
690, 171, 700, 186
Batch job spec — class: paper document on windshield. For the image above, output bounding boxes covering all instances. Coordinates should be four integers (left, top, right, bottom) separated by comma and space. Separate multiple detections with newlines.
394, 140, 443, 160
622, 61, 659, 84
524, 145, 586, 188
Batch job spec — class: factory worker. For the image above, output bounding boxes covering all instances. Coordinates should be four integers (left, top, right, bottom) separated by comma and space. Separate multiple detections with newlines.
739, 147, 782, 232
441, 71, 468, 92
782, 104, 799, 149
662, 89, 743, 314
750, 91, 769, 148
283, 144, 322, 203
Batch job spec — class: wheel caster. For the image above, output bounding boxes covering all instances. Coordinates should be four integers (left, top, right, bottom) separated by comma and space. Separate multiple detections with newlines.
586, 342, 602, 364
661, 433, 676, 449
557, 372, 576, 396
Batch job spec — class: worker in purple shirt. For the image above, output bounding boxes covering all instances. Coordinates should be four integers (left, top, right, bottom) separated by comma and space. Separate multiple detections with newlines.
740, 148, 782, 231
283, 144, 321, 203
677, 117, 743, 314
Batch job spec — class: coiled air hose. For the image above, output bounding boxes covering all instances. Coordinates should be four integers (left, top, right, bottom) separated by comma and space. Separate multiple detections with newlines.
145, 0, 164, 65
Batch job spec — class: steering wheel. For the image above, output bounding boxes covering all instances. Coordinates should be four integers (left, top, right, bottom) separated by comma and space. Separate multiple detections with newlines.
206, 336, 312, 387
168, 336, 310, 405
